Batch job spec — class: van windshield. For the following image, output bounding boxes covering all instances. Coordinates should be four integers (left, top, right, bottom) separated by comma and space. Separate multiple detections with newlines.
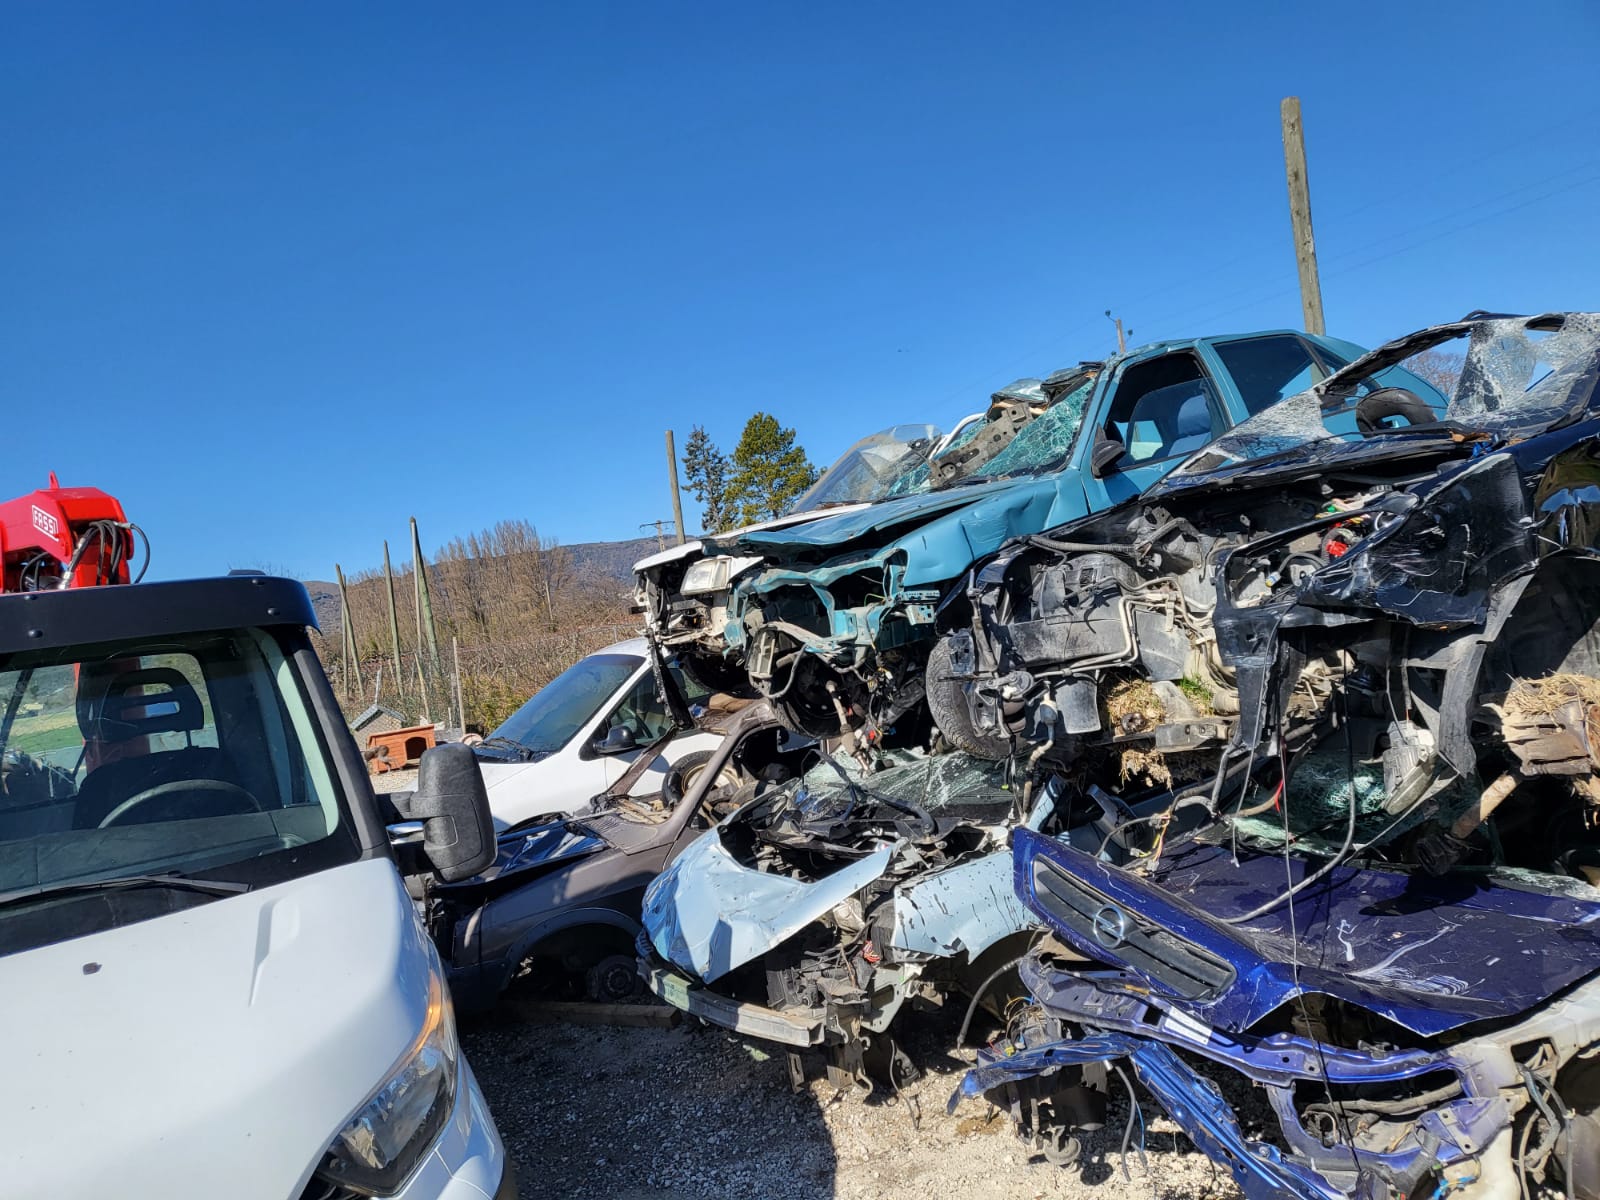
485, 652, 643, 758
0, 628, 358, 955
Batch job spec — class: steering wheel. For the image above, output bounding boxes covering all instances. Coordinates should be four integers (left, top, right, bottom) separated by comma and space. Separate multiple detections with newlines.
98, 779, 263, 829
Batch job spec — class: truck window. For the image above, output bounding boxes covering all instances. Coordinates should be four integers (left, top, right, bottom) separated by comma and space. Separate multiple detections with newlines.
1211, 335, 1336, 415
1102, 353, 1225, 464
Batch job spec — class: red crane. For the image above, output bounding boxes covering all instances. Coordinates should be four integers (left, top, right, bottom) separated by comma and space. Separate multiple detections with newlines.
0, 473, 146, 592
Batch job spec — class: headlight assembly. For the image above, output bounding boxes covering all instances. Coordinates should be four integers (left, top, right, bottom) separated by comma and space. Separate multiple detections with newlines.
314, 971, 458, 1196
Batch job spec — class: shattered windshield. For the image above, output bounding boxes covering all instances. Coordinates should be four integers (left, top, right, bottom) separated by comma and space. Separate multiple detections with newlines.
962, 372, 1098, 484
787, 424, 944, 513
1167, 313, 1600, 481
775, 749, 1016, 828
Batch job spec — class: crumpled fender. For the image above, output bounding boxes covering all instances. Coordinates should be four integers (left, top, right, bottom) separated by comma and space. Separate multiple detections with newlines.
954, 1035, 1342, 1200
641, 825, 894, 984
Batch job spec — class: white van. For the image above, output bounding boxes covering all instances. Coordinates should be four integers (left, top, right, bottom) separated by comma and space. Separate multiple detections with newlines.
471, 637, 727, 830
0, 576, 514, 1200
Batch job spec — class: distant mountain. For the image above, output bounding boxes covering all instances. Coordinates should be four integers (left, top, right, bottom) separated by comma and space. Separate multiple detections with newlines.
566, 535, 675, 582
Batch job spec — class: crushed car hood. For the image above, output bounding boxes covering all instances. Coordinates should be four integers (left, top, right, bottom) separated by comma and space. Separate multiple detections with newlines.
734, 479, 1018, 552
634, 504, 872, 571
1016, 828, 1600, 1037
642, 824, 893, 984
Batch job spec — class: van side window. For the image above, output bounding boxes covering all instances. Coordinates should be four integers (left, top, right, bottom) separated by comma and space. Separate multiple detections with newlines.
605, 675, 674, 744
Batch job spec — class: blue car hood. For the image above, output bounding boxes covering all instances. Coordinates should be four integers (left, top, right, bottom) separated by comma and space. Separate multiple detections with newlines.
1013, 828, 1600, 1037
733, 479, 1018, 552
741, 473, 1097, 589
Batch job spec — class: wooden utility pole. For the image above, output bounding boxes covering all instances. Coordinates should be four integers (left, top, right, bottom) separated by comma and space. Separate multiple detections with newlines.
1280, 97, 1326, 335
639, 520, 672, 552
409, 518, 437, 720
1105, 311, 1128, 354
452, 636, 466, 733
382, 540, 404, 708
410, 517, 440, 666
665, 430, 687, 545
335, 563, 364, 699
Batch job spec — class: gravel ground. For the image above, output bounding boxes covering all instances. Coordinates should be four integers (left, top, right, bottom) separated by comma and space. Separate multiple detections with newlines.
461, 1006, 1243, 1200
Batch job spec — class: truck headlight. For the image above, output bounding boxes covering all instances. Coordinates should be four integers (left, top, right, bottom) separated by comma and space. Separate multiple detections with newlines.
315, 972, 459, 1196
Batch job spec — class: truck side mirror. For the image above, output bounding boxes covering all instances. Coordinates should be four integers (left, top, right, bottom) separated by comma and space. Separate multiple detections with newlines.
1090, 434, 1126, 477
408, 744, 495, 882
594, 725, 637, 755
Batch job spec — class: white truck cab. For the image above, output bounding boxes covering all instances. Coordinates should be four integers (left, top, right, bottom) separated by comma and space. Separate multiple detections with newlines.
0, 576, 514, 1200
472, 637, 725, 830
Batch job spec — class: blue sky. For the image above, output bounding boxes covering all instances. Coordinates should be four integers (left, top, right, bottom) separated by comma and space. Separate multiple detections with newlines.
4, 2, 1597, 580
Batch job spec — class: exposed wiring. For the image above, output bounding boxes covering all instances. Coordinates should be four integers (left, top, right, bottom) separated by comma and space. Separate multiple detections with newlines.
1110, 1060, 1147, 1182
1520, 1065, 1575, 1200
957, 952, 1031, 1046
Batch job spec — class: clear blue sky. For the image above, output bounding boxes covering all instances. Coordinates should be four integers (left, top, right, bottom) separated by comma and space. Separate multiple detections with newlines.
5, 2, 1597, 580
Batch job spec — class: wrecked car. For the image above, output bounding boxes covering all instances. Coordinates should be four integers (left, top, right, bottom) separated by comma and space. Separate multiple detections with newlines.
428, 701, 812, 1012
471, 637, 728, 830
948, 312, 1600, 1199
636, 413, 1027, 695
638, 722, 1183, 1091
715, 330, 1442, 742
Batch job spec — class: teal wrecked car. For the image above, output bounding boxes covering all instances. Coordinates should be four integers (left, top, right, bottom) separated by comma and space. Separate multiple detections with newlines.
642, 328, 1443, 736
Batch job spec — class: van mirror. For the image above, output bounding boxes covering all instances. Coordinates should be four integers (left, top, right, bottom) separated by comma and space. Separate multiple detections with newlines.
408, 744, 495, 882
594, 725, 637, 755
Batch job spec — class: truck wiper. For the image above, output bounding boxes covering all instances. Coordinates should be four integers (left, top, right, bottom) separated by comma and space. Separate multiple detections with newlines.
0, 871, 251, 909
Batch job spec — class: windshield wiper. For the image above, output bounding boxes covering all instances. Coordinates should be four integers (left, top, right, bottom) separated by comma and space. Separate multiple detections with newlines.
0, 871, 251, 909
478, 735, 536, 760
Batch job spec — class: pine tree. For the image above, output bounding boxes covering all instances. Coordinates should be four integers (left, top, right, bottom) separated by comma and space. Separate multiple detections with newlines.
681, 426, 731, 534
723, 413, 819, 527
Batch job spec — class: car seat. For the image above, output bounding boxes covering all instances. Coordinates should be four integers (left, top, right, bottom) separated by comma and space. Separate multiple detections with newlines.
1124, 381, 1217, 462
71, 665, 238, 829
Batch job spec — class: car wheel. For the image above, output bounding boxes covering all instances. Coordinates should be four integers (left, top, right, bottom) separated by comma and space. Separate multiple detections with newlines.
663, 750, 742, 806
585, 954, 642, 1003
925, 636, 1012, 760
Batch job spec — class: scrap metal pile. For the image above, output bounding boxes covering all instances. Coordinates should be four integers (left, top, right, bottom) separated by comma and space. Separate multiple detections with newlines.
635, 312, 1600, 1200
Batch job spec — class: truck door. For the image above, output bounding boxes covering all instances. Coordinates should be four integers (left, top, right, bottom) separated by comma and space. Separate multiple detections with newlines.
1082, 349, 1231, 510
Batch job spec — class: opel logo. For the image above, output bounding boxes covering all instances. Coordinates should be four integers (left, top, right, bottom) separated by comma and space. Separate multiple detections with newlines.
1091, 904, 1129, 950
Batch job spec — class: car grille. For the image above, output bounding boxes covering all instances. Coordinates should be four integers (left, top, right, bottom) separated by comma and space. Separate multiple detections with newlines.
1030, 856, 1236, 1001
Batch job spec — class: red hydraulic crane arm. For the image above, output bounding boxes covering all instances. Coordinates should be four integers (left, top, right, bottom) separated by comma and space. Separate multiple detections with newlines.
0, 473, 145, 592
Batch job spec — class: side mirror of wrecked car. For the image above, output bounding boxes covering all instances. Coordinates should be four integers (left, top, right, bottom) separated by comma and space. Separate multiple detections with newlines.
594, 725, 637, 755
1090, 434, 1126, 477
408, 743, 495, 882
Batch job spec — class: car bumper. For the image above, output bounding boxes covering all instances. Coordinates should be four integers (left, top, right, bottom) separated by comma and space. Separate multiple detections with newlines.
392, 1059, 512, 1199
638, 949, 827, 1049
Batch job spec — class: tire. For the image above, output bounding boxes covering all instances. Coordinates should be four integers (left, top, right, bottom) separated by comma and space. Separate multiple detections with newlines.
585, 954, 642, 1002
925, 636, 1012, 760
662, 749, 742, 806
1356, 387, 1435, 432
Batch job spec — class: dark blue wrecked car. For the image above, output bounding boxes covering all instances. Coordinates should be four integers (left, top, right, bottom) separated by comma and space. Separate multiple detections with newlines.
951, 313, 1600, 1200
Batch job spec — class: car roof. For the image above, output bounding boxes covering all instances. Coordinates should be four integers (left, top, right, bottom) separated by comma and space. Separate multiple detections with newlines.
595, 636, 649, 658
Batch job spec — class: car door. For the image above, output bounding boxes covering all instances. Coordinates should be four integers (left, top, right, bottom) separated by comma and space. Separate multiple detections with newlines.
1081, 348, 1234, 511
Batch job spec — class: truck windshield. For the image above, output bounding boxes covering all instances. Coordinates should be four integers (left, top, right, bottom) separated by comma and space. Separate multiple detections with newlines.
960, 372, 1099, 485
786, 424, 944, 513
486, 652, 642, 757
0, 627, 358, 955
